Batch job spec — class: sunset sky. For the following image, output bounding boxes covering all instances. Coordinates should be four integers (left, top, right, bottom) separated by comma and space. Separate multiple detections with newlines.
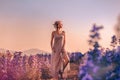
0, 0, 120, 53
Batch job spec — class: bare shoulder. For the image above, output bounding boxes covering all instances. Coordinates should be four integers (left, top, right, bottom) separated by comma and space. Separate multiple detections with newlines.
52, 31, 55, 34
62, 30, 65, 34
51, 31, 55, 36
62, 31, 65, 36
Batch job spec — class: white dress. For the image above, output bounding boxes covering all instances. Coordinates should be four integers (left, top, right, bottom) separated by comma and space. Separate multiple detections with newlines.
50, 31, 70, 78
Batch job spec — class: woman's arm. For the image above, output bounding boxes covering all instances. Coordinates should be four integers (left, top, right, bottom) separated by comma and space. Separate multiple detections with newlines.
51, 31, 54, 49
62, 31, 66, 49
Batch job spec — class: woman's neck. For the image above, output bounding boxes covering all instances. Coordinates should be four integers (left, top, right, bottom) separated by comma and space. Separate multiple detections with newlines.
56, 29, 62, 34
56, 29, 61, 32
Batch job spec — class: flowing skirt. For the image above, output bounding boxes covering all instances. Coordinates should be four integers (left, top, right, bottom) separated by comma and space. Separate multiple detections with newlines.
50, 48, 70, 78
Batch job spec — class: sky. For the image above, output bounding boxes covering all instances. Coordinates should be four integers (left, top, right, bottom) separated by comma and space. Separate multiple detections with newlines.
0, 0, 120, 53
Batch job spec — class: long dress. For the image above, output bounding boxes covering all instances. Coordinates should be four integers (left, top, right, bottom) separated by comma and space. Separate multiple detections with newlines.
51, 31, 70, 78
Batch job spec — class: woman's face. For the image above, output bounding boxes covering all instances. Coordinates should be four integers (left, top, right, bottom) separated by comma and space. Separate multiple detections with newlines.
54, 23, 63, 30
58, 22, 63, 28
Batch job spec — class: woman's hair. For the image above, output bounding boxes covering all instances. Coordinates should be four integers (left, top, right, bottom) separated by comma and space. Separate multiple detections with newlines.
53, 21, 62, 29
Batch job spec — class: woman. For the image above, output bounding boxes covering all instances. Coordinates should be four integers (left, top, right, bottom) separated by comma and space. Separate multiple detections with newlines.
50, 21, 70, 79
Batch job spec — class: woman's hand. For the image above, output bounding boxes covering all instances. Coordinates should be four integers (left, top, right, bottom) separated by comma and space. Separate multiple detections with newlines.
51, 31, 54, 51
52, 46, 55, 53
61, 47, 65, 53
52, 46, 54, 51
61, 46, 65, 50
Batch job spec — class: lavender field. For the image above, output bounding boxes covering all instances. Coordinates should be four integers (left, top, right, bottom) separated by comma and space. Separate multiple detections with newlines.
0, 46, 120, 80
